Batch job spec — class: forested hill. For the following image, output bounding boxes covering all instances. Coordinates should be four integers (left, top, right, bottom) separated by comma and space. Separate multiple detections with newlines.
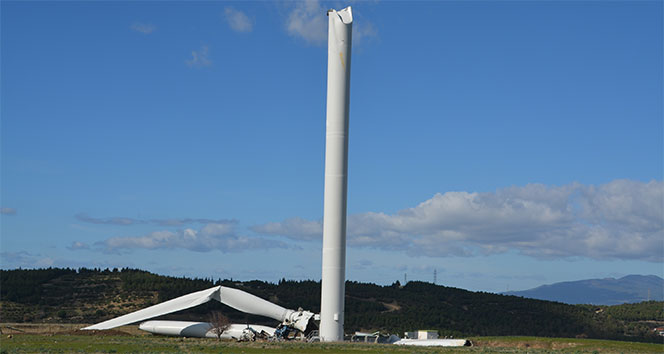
1, 268, 663, 343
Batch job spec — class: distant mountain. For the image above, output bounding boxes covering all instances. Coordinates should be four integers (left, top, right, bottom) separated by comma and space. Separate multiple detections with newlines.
504, 275, 664, 305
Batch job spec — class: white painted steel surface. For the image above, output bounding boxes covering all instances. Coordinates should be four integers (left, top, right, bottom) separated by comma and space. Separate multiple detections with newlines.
83, 286, 313, 332
393, 339, 471, 347
138, 320, 276, 339
139, 320, 213, 337
216, 286, 290, 324
83, 286, 221, 330
320, 6, 352, 342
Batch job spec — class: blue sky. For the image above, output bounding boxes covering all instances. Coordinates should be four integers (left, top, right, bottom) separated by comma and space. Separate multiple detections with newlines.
1, 1, 662, 293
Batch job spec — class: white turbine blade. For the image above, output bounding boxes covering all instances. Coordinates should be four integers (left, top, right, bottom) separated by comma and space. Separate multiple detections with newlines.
216, 286, 290, 322
138, 320, 212, 337
393, 339, 471, 347
138, 320, 277, 339
82, 286, 221, 330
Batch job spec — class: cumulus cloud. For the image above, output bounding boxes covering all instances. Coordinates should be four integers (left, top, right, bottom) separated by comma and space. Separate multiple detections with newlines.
253, 179, 664, 262
224, 7, 253, 32
285, 0, 327, 44
1, 207, 16, 215
92, 222, 288, 253
130, 22, 156, 34
186, 45, 212, 67
75, 213, 235, 227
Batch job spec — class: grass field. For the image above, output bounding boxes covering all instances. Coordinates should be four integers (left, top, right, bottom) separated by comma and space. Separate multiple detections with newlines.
1, 324, 662, 353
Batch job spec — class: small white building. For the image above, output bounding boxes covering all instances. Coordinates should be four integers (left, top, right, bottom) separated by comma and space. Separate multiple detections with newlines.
417, 330, 439, 340
405, 330, 439, 339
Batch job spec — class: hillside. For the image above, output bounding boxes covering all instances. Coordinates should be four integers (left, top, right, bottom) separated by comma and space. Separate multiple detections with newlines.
504, 275, 664, 305
1, 268, 662, 343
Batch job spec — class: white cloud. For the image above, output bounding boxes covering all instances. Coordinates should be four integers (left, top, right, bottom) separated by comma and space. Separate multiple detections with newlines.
251, 216, 322, 240
130, 22, 156, 34
0, 251, 54, 268
253, 179, 664, 262
0, 250, 127, 270
67, 241, 90, 250
284, 2, 377, 46
1, 207, 16, 215
76, 213, 137, 225
200, 222, 235, 236
352, 20, 377, 45
93, 222, 288, 253
186, 45, 212, 67
224, 7, 253, 32
285, 0, 327, 44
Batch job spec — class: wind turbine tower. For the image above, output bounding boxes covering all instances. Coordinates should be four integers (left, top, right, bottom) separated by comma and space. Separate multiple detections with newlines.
320, 6, 352, 342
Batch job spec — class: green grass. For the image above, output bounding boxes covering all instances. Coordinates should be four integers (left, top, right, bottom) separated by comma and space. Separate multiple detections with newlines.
0, 334, 662, 353
470, 336, 663, 353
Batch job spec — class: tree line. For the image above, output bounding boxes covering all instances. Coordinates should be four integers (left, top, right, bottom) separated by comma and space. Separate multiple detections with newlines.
1, 268, 662, 343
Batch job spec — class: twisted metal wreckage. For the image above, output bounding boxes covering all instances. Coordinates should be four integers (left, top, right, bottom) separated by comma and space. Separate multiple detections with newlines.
82, 284, 470, 347
83, 285, 317, 341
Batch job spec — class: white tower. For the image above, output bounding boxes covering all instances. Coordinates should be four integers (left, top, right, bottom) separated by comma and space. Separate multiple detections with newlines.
320, 6, 352, 342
